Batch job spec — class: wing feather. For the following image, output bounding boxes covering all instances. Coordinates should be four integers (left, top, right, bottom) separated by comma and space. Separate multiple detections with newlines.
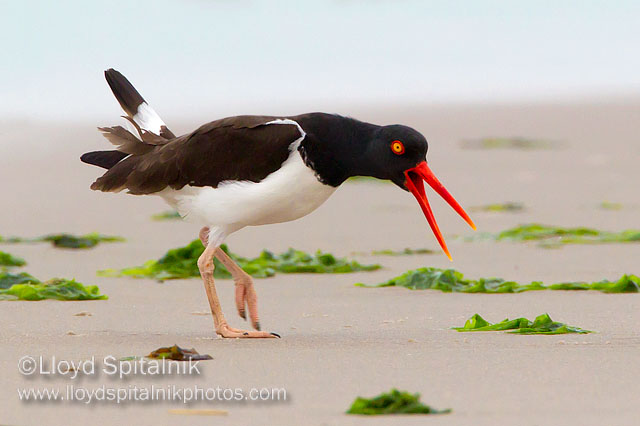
89, 116, 303, 194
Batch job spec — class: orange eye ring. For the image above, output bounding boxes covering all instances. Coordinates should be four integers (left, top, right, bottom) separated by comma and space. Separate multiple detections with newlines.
391, 140, 405, 155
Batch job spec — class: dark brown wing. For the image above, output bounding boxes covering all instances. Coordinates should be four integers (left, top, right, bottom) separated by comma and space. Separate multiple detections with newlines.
89, 116, 302, 195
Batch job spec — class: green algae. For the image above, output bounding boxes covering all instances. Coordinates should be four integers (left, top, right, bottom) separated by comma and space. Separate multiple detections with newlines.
352, 248, 437, 256
460, 137, 553, 150
99, 240, 381, 281
347, 176, 387, 183
357, 267, 640, 294
0, 271, 38, 289
0, 276, 107, 301
0, 251, 26, 267
371, 248, 437, 256
469, 223, 640, 248
0, 233, 124, 249
469, 202, 524, 213
40, 233, 125, 249
347, 389, 451, 415
151, 210, 182, 221
454, 313, 591, 334
599, 201, 623, 211
496, 224, 640, 243
0, 236, 23, 243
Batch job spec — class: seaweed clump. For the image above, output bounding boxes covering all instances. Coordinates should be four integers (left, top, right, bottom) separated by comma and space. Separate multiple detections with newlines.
469, 202, 524, 213
0, 251, 26, 267
147, 345, 212, 361
470, 224, 640, 248
0, 273, 107, 301
599, 201, 623, 211
347, 176, 387, 183
357, 267, 639, 294
99, 240, 380, 281
371, 248, 436, 256
460, 137, 553, 150
353, 248, 437, 256
347, 389, 451, 415
454, 313, 590, 334
151, 211, 182, 221
0, 271, 38, 288
40, 233, 125, 249
0, 233, 124, 249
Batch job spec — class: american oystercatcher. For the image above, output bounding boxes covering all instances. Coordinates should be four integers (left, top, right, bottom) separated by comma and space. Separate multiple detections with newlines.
81, 69, 476, 338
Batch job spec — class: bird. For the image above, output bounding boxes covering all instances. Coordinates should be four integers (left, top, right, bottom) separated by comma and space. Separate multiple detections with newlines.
81, 69, 476, 338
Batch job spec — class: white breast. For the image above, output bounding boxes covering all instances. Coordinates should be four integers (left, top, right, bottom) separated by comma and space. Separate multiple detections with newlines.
157, 120, 337, 242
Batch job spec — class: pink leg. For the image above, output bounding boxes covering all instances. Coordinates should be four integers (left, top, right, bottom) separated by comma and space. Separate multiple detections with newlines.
213, 247, 261, 330
198, 227, 277, 338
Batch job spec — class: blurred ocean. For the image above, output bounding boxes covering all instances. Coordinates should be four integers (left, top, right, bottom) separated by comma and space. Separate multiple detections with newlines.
1, 0, 640, 121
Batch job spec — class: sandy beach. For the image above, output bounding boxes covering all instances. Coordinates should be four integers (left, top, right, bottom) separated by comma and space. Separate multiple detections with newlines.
1, 99, 639, 425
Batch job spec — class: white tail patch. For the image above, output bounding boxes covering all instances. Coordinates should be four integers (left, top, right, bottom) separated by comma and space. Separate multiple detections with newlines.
133, 102, 166, 135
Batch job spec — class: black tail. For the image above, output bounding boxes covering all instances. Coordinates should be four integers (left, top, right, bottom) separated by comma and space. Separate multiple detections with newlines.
104, 69, 146, 118
82, 69, 174, 171
82, 68, 176, 179
80, 150, 128, 169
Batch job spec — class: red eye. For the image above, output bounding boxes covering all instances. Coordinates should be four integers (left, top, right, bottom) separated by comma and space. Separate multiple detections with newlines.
391, 140, 405, 155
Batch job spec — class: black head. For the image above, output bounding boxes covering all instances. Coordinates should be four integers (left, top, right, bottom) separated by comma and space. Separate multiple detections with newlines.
357, 124, 429, 188
357, 123, 476, 261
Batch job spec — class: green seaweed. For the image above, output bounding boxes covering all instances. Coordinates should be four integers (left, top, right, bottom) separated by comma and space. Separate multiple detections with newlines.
0, 236, 22, 243
352, 248, 437, 256
454, 313, 591, 334
357, 267, 640, 294
460, 137, 553, 150
119, 356, 142, 361
469, 224, 640, 248
470, 202, 524, 213
371, 248, 437, 256
0, 251, 26, 267
99, 240, 380, 281
0, 271, 39, 289
0, 233, 124, 249
0, 277, 107, 301
147, 345, 212, 361
347, 389, 451, 415
40, 233, 125, 249
599, 201, 623, 211
151, 210, 182, 221
347, 176, 387, 183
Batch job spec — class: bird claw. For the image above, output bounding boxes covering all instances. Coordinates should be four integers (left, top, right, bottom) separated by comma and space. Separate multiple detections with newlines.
215, 324, 279, 338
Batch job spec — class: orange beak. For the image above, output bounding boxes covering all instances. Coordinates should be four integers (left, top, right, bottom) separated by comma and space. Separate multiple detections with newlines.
403, 161, 476, 261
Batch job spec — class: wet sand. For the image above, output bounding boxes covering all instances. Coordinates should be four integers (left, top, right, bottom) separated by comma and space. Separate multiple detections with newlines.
1, 99, 639, 425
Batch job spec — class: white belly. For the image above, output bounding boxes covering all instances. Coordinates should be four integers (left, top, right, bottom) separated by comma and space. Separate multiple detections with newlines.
159, 150, 337, 234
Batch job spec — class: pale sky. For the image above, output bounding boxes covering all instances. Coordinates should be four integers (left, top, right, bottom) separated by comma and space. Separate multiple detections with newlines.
2, 0, 640, 121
